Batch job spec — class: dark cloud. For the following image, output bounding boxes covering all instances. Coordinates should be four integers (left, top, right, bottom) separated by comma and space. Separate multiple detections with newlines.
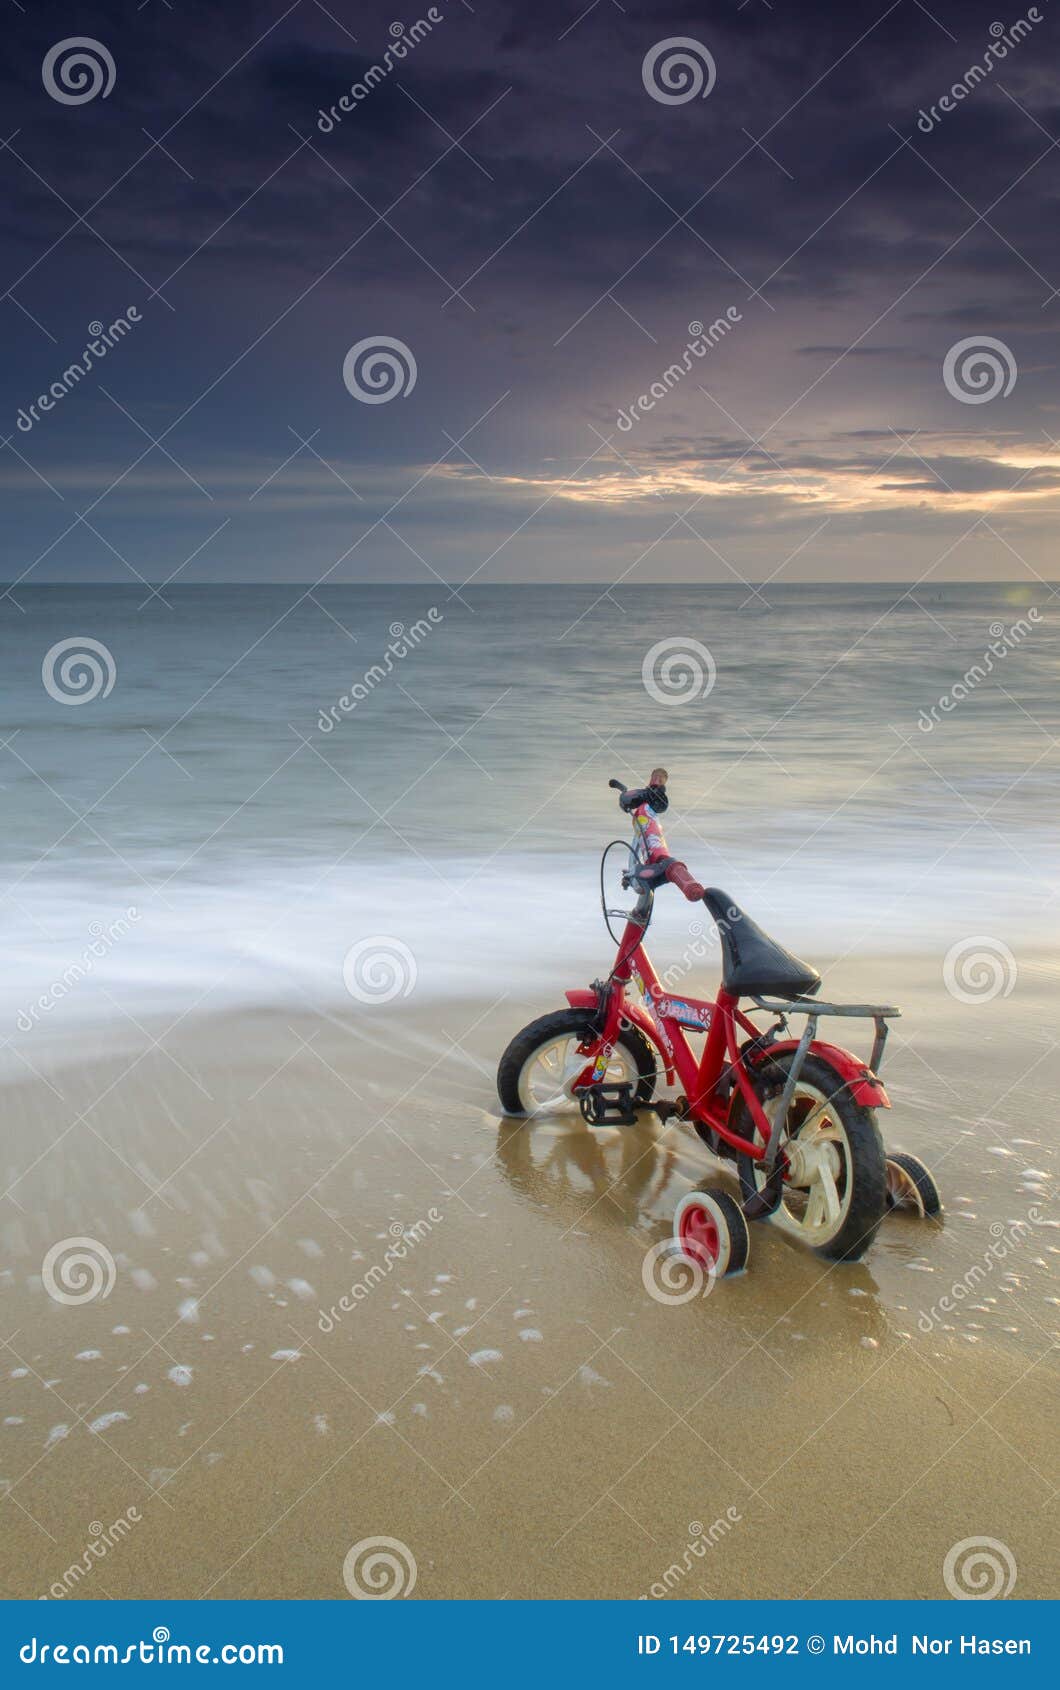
1, 0, 1058, 583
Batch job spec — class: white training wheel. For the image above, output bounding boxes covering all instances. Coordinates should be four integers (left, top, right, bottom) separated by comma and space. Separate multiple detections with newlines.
885, 1151, 942, 1217
672, 1185, 750, 1277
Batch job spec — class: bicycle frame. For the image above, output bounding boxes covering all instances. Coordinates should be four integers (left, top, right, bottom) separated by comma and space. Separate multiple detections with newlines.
566, 902, 893, 1163
492, 774, 921, 1272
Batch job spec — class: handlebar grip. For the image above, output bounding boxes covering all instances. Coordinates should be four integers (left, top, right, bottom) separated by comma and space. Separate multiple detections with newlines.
608, 778, 628, 792
664, 859, 705, 901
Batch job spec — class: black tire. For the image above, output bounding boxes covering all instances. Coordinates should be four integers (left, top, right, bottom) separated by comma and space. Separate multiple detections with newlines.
496, 1008, 657, 1117
886, 1151, 943, 1217
731, 1053, 887, 1262
673, 1183, 750, 1276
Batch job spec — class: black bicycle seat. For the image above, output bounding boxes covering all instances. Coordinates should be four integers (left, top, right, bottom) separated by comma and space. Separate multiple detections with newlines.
701, 888, 821, 999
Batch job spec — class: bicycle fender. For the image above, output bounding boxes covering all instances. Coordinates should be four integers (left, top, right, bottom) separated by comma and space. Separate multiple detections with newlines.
564, 989, 676, 1086
752, 1037, 891, 1109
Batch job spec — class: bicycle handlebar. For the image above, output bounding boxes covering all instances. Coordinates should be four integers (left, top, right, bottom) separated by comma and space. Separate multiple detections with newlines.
610, 772, 705, 901
663, 859, 706, 901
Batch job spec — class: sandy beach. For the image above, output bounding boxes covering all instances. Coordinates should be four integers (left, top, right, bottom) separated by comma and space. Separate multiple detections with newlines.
4, 0, 1060, 1636
1, 950, 1056, 1601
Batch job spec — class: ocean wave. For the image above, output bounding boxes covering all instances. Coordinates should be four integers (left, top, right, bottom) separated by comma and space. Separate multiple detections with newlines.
1, 843, 1052, 1068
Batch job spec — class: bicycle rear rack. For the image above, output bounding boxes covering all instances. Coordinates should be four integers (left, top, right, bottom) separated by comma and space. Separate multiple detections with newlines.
749, 997, 901, 1176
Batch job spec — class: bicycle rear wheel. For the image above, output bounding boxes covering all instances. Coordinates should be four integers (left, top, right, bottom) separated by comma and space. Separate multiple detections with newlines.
731, 1053, 887, 1261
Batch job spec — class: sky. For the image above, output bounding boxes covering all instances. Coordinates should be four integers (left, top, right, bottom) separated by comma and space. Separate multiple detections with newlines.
2, 0, 1060, 587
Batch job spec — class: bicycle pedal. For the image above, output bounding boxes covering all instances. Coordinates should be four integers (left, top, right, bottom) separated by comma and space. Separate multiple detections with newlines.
578, 1082, 639, 1126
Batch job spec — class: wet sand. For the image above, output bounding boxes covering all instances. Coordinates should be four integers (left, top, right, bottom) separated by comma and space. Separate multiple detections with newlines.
1, 952, 1057, 1601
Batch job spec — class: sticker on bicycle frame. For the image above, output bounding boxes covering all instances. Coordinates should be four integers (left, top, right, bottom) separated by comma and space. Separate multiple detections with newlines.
634, 805, 668, 859
592, 1047, 613, 1080
657, 996, 712, 1030
632, 970, 674, 1057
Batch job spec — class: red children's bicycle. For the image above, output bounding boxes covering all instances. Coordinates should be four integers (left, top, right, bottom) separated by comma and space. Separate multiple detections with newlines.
497, 771, 941, 1277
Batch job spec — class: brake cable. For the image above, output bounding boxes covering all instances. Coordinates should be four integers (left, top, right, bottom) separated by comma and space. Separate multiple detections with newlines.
599, 838, 654, 989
